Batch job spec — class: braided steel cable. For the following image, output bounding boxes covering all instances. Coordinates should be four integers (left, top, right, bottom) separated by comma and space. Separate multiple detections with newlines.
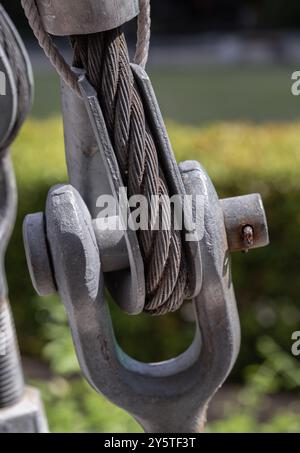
21, 0, 151, 95
72, 30, 190, 315
21, 1, 191, 314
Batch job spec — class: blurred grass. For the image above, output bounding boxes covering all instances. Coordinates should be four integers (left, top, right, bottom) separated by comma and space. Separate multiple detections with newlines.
32, 65, 300, 123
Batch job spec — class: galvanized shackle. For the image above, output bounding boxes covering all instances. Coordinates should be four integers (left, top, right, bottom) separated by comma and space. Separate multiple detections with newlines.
23, 65, 269, 432
23, 165, 268, 433
23, 168, 238, 433
24, 86, 268, 433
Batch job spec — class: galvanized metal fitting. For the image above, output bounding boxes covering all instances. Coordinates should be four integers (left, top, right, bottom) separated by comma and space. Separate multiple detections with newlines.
23, 164, 241, 433
36, 0, 140, 36
23, 185, 143, 313
23, 213, 56, 297
22, 141, 269, 435
220, 194, 269, 253
179, 162, 269, 255
22, 64, 269, 433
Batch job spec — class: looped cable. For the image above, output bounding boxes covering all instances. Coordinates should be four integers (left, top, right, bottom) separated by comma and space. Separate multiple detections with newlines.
21, 0, 81, 97
22, 1, 190, 315
134, 0, 151, 69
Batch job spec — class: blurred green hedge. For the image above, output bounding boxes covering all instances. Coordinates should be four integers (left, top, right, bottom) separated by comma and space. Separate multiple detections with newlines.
7, 118, 300, 383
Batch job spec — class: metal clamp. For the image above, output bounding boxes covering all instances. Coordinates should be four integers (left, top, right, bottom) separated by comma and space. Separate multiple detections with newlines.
35, 0, 140, 36
23, 68, 269, 432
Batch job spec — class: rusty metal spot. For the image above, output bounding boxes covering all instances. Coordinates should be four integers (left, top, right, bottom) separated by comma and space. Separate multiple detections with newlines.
82, 145, 98, 157
242, 225, 254, 252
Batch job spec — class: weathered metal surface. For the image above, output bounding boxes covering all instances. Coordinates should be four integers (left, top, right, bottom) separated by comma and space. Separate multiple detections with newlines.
23, 163, 242, 433
0, 387, 48, 433
242, 225, 254, 249
60, 72, 145, 315
46, 184, 101, 305
92, 219, 129, 273
220, 194, 269, 252
23, 212, 131, 297
36, 0, 139, 36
